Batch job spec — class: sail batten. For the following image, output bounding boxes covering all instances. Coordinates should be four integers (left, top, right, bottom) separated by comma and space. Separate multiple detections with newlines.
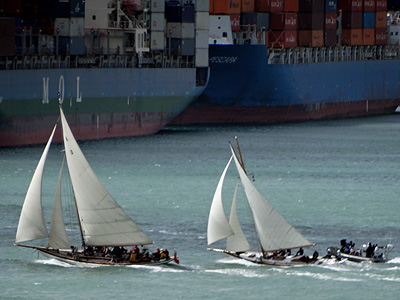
60, 108, 153, 247
15, 124, 57, 244
229, 144, 314, 253
207, 156, 234, 245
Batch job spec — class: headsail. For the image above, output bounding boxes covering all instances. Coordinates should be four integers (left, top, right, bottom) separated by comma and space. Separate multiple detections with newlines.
60, 108, 153, 247
226, 185, 251, 252
48, 156, 70, 249
230, 144, 314, 252
207, 156, 234, 245
15, 124, 57, 244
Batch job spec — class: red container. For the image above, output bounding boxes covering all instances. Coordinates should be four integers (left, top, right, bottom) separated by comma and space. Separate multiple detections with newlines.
363, 0, 375, 11
298, 12, 324, 30
242, 0, 255, 12
312, 30, 324, 46
325, 12, 337, 29
375, 27, 387, 44
338, 0, 363, 11
268, 30, 297, 47
284, 0, 299, 12
325, 29, 337, 46
298, 30, 323, 46
214, 0, 241, 14
341, 28, 363, 45
255, 0, 283, 12
342, 11, 363, 29
270, 13, 298, 30
230, 13, 241, 31
375, 11, 386, 28
375, 0, 387, 10
363, 28, 375, 45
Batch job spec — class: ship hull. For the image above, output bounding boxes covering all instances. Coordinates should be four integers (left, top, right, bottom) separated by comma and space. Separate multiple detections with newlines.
0, 67, 204, 147
172, 44, 400, 125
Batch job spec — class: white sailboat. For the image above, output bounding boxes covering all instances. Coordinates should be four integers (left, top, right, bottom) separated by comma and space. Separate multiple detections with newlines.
207, 139, 320, 266
15, 104, 177, 266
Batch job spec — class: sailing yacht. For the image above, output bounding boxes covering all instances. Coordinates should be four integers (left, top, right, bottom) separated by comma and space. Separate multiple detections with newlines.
14, 104, 176, 266
207, 139, 320, 266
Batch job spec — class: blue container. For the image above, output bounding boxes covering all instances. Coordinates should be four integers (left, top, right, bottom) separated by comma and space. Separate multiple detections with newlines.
325, 0, 338, 12
363, 12, 375, 29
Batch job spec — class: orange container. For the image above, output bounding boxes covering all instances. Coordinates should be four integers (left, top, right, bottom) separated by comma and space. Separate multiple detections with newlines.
284, 0, 299, 12
214, 0, 241, 14
375, 11, 386, 28
341, 29, 363, 45
242, 0, 255, 12
312, 30, 324, 47
363, 28, 375, 45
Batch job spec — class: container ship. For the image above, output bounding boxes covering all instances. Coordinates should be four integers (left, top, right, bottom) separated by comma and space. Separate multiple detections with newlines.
0, 0, 209, 147
172, 0, 400, 125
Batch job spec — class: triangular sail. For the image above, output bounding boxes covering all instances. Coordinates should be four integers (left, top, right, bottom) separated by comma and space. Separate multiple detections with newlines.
226, 185, 251, 252
60, 108, 153, 247
15, 124, 57, 244
48, 156, 70, 249
230, 144, 314, 252
207, 156, 234, 245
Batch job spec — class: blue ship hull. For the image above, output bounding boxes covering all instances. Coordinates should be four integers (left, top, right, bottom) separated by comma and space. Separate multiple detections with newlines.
172, 44, 400, 124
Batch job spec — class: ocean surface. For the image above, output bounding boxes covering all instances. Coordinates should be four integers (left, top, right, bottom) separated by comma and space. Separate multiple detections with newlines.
1, 114, 400, 299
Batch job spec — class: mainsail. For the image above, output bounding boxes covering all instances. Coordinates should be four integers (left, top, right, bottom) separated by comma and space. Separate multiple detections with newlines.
207, 156, 234, 245
15, 124, 57, 244
229, 144, 314, 252
60, 108, 153, 247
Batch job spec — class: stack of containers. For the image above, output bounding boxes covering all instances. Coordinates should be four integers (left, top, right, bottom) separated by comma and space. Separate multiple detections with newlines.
375, 0, 387, 45
339, 0, 363, 45
325, 0, 338, 47
363, 0, 375, 45
150, 0, 166, 51
195, 0, 209, 67
240, 0, 269, 45
0, 18, 15, 56
268, 1, 297, 48
297, 0, 325, 47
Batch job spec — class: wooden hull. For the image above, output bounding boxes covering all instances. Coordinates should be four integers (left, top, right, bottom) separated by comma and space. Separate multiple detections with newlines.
16, 244, 175, 266
208, 248, 322, 267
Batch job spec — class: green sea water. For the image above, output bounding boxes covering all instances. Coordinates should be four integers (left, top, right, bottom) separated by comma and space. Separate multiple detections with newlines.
1, 114, 400, 299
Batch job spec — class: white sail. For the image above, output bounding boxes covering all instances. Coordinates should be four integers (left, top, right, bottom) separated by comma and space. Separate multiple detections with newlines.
48, 157, 70, 249
207, 156, 234, 245
230, 144, 314, 252
226, 185, 251, 252
60, 108, 153, 247
15, 125, 57, 244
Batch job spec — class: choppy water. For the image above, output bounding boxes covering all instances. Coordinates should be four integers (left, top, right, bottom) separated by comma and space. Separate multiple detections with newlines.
1, 114, 400, 299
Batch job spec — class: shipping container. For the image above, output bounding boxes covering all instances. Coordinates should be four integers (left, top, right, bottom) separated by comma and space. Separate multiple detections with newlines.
38, 16, 54, 35
325, 0, 338, 12
70, 17, 84, 37
196, 29, 209, 48
70, 0, 85, 17
284, 0, 299, 12
298, 0, 325, 12
268, 30, 297, 47
165, 1, 182, 22
298, 29, 324, 46
363, 28, 375, 45
167, 22, 182, 38
363, 0, 375, 11
270, 13, 298, 30
298, 12, 324, 30
338, 0, 363, 11
341, 28, 363, 45
195, 48, 208, 67
151, 13, 166, 31
0, 18, 15, 36
255, 0, 283, 12
69, 37, 85, 55
242, 0, 255, 12
55, 18, 70, 37
375, 0, 387, 11
0, 36, 15, 56
240, 12, 270, 30
150, 31, 165, 50
375, 11, 386, 28
325, 28, 337, 46
38, 0, 55, 16
182, 22, 195, 38
181, 38, 195, 55
182, 5, 195, 22
375, 27, 387, 44
325, 12, 337, 29
312, 30, 324, 46
196, 0, 210, 12
342, 11, 363, 29
150, 0, 165, 12
363, 12, 375, 29
5, 0, 22, 15
214, 0, 241, 14
230, 13, 241, 31
195, 12, 209, 30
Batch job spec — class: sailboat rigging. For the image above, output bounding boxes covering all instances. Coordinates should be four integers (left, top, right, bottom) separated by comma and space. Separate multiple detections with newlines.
15, 103, 177, 266
207, 139, 320, 266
